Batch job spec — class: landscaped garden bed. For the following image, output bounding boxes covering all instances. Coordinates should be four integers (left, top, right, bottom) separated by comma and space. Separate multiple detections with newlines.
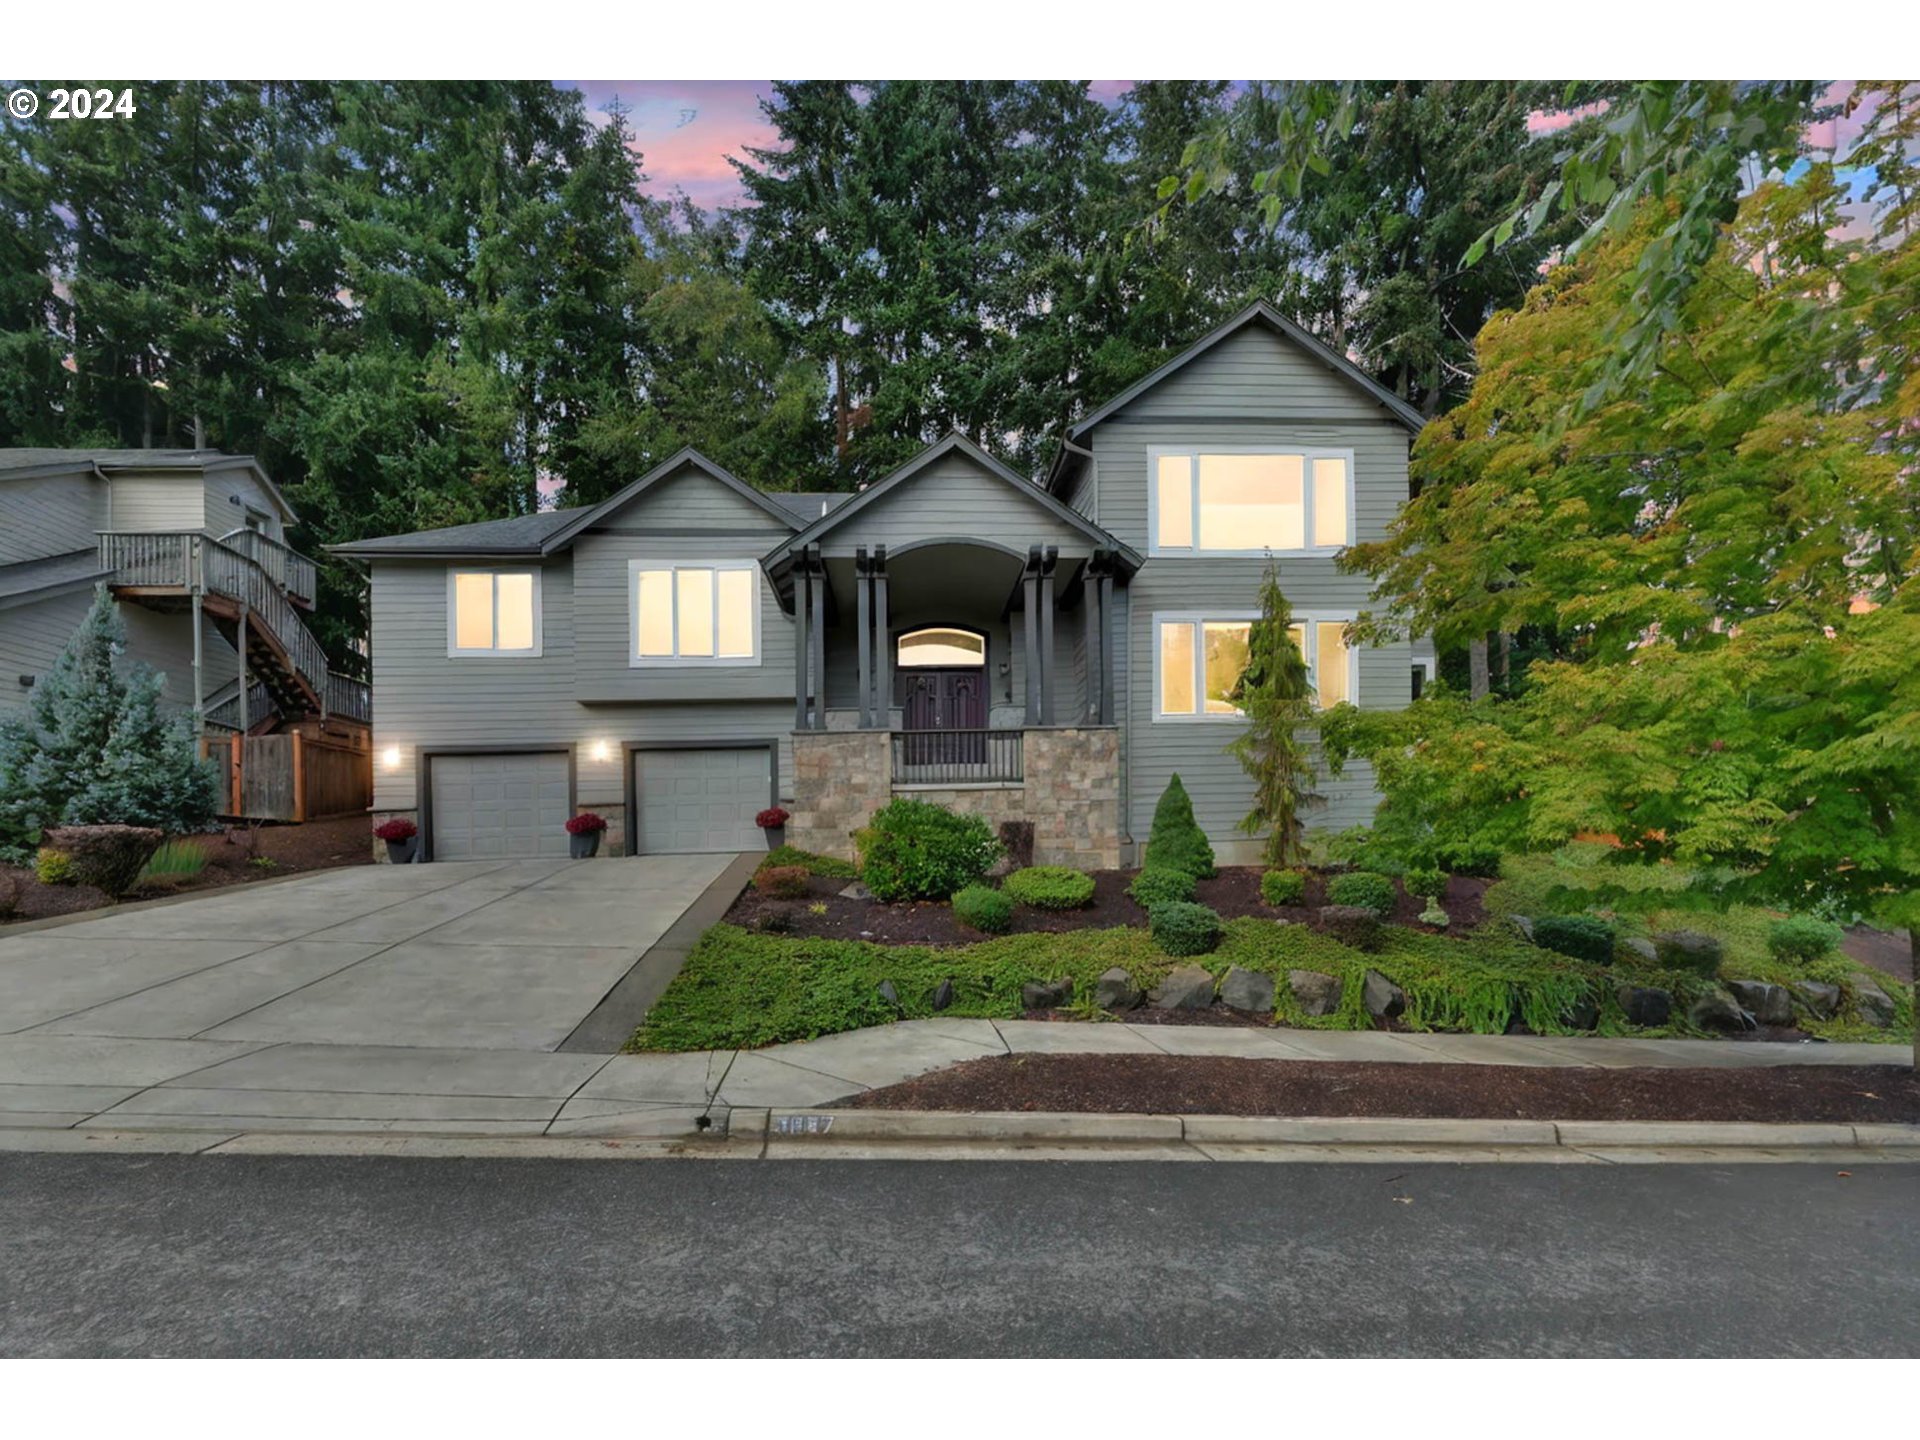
841, 1056, 1920, 1124
0, 814, 373, 927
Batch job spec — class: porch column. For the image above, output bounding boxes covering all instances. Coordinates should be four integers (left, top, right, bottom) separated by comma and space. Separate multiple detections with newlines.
1096, 558, 1116, 725
1082, 552, 1103, 725
794, 556, 811, 732
808, 544, 826, 731
872, 546, 890, 731
1022, 548, 1041, 726
855, 547, 873, 728
237, 600, 249, 733
1038, 546, 1057, 726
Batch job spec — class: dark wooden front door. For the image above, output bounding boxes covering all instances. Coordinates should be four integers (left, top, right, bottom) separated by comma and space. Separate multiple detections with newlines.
899, 668, 987, 764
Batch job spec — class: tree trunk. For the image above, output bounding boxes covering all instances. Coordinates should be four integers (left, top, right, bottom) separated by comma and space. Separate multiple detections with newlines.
1468, 636, 1490, 700
1493, 632, 1511, 694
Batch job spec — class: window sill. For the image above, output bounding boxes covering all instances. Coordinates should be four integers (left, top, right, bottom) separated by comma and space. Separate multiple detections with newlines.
629, 657, 763, 669
1147, 547, 1348, 560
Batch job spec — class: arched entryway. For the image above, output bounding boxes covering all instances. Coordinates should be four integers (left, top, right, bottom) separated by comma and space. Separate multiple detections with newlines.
896, 625, 988, 765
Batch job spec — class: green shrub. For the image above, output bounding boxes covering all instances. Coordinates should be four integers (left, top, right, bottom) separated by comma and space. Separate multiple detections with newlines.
754, 864, 812, 900
758, 844, 859, 880
1404, 866, 1447, 901
1142, 773, 1216, 879
1437, 842, 1503, 878
1149, 901, 1222, 957
1259, 868, 1307, 906
1319, 904, 1382, 951
857, 798, 1002, 903
952, 884, 1014, 934
1327, 871, 1397, 917
1767, 916, 1843, 964
43, 824, 163, 899
138, 839, 210, 885
1004, 865, 1096, 910
1531, 914, 1615, 965
1128, 866, 1196, 909
34, 848, 74, 885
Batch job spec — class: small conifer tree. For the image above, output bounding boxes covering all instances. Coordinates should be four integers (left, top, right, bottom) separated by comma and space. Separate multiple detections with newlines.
1142, 772, 1216, 880
1228, 562, 1318, 866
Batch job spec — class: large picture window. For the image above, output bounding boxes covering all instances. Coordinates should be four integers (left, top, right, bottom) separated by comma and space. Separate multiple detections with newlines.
1150, 449, 1353, 555
630, 560, 760, 665
447, 569, 541, 657
1154, 613, 1356, 719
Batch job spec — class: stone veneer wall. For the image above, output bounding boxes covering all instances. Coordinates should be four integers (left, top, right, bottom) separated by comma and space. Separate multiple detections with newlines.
787, 726, 1121, 869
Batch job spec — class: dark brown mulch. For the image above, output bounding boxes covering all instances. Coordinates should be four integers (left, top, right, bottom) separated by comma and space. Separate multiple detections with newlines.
0, 814, 373, 927
725, 865, 1490, 945
844, 1054, 1920, 1123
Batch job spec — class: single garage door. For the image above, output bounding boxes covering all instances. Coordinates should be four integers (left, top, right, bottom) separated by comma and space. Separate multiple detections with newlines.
430, 752, 571, 860
634, 747, 770, 853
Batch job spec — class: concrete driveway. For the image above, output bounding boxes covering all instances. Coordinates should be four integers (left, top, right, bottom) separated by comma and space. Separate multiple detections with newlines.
0, 855, 734, 1052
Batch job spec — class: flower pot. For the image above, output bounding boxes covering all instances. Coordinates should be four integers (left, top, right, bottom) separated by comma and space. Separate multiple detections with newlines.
569, 831, 602, 860
763, 825, 786, 851
385, 838, 417, 865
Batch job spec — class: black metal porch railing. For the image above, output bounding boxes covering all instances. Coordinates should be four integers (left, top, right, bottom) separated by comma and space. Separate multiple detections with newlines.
890, 729, 1023, 785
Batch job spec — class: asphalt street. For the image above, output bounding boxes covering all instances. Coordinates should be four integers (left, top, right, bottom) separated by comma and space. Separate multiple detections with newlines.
2, 1154, 1914, 1356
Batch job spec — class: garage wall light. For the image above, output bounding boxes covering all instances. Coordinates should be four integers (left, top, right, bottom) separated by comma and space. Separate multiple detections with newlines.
381, 746, 402, 770
590, 740, 611, 763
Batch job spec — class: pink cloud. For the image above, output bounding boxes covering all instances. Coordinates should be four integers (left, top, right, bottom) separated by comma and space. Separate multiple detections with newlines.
562, 80, 777, 209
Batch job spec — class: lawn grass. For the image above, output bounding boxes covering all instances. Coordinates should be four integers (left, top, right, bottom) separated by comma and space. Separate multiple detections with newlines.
630, 914, 1913, 1053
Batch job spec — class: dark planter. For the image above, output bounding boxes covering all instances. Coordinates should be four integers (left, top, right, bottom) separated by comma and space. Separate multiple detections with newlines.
763, 825, 786, 851
384, 838, 417, 865
569, 831, 602, 860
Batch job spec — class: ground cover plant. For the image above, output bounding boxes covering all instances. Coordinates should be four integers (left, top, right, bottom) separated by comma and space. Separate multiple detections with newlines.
1003, 866, 1095, 910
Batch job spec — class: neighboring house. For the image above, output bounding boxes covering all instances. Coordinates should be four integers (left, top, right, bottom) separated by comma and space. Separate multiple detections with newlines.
334, 302, 1429, 864
0, 447, 370, 760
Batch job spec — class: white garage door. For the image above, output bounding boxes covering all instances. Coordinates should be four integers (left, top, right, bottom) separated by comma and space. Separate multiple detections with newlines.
430, 752, 572, 860
635, 747, 770, 854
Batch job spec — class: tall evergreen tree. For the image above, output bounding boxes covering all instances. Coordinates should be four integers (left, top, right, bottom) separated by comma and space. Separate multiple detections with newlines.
1228, 564, 1318, 866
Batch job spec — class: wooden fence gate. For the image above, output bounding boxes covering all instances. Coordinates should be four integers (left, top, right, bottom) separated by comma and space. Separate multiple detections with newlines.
201, 731, 372, 822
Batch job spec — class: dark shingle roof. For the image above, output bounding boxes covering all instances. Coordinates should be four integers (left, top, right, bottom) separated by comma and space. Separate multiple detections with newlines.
0, 447, 233, 473
0, 549, 112, 603
329, 508, 588, 557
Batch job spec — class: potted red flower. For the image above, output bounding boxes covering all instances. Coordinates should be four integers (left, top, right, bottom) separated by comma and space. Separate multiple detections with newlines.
565, 811, 609, 859
756, 806, 790, 850
373, 817, 418, 865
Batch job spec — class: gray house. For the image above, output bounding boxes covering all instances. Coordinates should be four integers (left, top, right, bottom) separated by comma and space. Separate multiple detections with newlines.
0, 449, 369, 740
335, 303, 1429, 864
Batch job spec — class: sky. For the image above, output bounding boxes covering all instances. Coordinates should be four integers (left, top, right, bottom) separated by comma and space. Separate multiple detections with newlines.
560, 81, 1134, 210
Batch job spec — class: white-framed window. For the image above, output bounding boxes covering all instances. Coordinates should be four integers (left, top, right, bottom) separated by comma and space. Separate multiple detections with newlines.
447, 568, 542, 657
630, 559, 761, 666
1153, 611, 1357, 720
1148, 447, 1355, 556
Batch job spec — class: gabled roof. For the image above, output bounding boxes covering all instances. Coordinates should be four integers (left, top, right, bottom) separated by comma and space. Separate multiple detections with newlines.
766, 432, 1142, 572
765, 491, 852, 525
0, 447, 299, 523
1048, 301, 1425, 492
329, 508, 587, 559
538, 447, 798, 552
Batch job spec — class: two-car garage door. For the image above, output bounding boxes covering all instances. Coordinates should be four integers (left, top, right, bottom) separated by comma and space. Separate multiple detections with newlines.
426, 746, 771, 859
633, 747, 769, 854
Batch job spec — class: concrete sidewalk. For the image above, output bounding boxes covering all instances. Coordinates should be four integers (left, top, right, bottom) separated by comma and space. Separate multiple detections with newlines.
0, 1018, 1905, 1143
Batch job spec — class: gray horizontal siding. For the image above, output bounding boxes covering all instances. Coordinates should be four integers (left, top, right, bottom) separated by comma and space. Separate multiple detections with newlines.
0, 591, 92, 715
0, 474, 105, 565
820, 452, 1095, 557
107, 473, 205, 532
203, 468, 285, 541
0, 594, 236, 718
1118, 322, 1396, 425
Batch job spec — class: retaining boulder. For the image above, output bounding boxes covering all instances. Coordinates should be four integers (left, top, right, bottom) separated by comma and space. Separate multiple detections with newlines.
1726, 980, 1793, 1027
1149, 964, 1217, 1010
1617, 985, 1672, 1027
1688, 988, 1753, 1032
1853, 979, 1897, 1029
1218, 965, 1276, 1015
1288, 969, 1342, 1017
1790, 980, 1841, 1020
1020, 978, 1073, 1011
1093, 967, 1141, 1013
1361, 969, 1406, 1020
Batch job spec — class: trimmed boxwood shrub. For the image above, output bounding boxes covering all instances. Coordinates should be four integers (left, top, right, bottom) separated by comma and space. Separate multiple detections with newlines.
1149, 901, 1222, 957
1259, 868, 1306, 907
1767, 916, 1843, 964
753, 864, 811, 900
1319, 903, 1382, 951
1327, 871, 1397, 918
952, 884, 1014, 934
1531, 914, 1615, 965
1142, 773, 1216, 880
857, 798, 1002, 902
1404, 866, 1447, 902
1004, 865, 1096, 910
1129, 866, 1196, 909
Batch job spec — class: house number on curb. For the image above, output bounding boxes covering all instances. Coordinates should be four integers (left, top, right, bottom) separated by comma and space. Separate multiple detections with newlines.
773, 1115, 835, 1135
